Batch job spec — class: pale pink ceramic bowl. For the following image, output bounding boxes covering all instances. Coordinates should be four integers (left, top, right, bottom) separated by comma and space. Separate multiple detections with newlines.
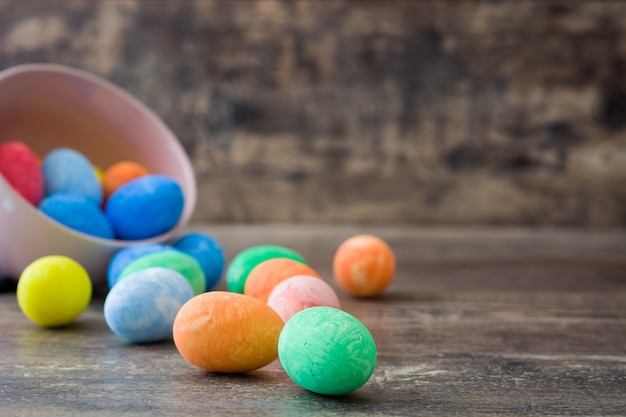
0, 64, 196, 286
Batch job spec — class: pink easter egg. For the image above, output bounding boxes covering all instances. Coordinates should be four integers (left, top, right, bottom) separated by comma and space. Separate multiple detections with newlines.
267, 275, 341, 323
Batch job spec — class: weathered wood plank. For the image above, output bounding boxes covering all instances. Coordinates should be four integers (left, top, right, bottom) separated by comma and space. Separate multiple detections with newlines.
0, 225, 625, 416
1, 1, 625, 225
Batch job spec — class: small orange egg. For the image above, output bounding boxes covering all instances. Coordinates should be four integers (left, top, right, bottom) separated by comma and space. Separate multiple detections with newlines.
244, 258, 321, 303
333, 234, 395, 297
103, 161, 149, 199
173, 291, 284, 373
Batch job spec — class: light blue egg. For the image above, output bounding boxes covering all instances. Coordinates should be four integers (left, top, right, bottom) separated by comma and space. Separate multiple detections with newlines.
39, 193, 114, 239
103, 267, 194, 343
42, 148, 102, 206
105, 174, 184, 240
172, 232, 225, 291
107, 243, 174, 289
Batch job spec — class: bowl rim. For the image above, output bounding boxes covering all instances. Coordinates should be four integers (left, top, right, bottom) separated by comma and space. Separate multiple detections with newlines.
0, 63, 197, 247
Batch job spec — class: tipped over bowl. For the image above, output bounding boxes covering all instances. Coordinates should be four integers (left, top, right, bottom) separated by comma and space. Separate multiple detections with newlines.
0, 64, 196, 286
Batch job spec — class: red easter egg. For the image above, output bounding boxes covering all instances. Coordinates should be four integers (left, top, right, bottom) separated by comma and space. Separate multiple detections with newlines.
0, 141, 44, 205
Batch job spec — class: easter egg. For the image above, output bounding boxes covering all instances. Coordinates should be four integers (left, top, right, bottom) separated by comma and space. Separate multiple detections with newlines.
107, 243, 173, 289
226, 245, 306, 294
173, 291, 284, 373
93, 165, 105, 183
119, 250, 206, 295
105, 174, 184, 240
17, 256, 92, 327
267, 275, 341, 322
173, 232, 225, 291
104, 267, 194, 343
278, 306, 377, 395
244, 258, 321, 303
333, 234, 395, 297
0, 141, 44, 205
39, 193, 114, 239
102, 161, 149, 199
42, 148, 103, 205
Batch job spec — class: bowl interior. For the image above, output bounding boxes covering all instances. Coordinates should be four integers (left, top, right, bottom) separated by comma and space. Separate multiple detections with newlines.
0, 64, 196, 283
0, 65, 194, 190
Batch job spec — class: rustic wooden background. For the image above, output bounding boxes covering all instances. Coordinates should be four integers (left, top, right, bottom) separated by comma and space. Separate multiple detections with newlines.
1, 0, 625, 226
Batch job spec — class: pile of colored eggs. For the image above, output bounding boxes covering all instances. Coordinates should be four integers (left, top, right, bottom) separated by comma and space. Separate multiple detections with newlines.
0, 140, 184, 240
11, 167, 396, 396
108, 234, 392, 395
104, 232, 225, 343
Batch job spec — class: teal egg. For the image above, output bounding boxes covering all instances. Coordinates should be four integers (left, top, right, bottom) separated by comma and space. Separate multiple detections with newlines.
278, 306, 377, 396
119, 250, 206, 295
226, 245, 306, 293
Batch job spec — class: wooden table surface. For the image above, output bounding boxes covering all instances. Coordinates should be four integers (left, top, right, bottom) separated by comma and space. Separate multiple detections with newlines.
1, 225, 625, 416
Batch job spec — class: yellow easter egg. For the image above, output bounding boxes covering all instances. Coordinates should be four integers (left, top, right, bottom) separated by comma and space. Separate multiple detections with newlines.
17, 256, 92, 327
93, 165, 105, 183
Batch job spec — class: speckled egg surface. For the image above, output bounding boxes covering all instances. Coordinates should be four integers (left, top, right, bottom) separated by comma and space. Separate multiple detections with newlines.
104, 267, 194, 343
107, 243, 174, 289
267, 275, 341, 322
173, 291, 284, 373
173, 232, 225, 291
105, 174, 184, 240
118, 250, 205, 296
226, 245, 307, 294
278, 306, 377, 395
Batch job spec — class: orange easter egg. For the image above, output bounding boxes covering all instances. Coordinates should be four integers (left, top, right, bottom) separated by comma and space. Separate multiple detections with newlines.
103, 161, 149, 199
333, 234, 395, 297
244, 258, 321, 303
173, 291, 284, 373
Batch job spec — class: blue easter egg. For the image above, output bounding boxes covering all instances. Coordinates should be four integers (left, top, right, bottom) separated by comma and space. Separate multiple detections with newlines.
107, 243, 174, 289
105, 174, 184, 240
39, 193, 114, 239
103, 267, 194, 343
42, 148, 102, 205
173, 232, 225, 291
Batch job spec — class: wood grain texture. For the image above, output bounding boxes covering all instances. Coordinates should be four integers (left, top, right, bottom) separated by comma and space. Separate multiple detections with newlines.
0, 0, 625, 225
1, 225, 625, 416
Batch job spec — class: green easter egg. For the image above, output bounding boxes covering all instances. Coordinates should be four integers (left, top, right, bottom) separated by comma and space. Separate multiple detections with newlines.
278, 306, 377, 396
226, 245, 306, 293
119, 251, 206, 295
